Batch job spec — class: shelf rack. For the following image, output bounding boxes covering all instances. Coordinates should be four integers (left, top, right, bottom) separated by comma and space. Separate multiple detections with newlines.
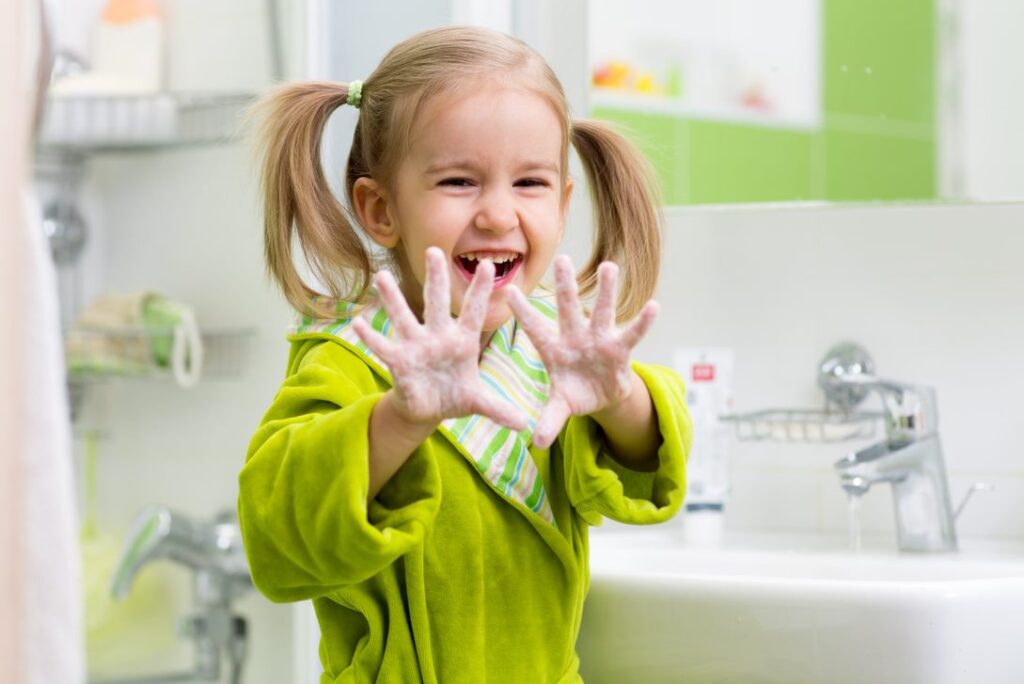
720, 407, 885, 443
65, 326, 255, 383
33, 91, 261, 420
38, 91, 257, 152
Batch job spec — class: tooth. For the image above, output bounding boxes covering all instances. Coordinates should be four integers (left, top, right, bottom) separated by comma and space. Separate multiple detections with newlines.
459, 251, 522, 263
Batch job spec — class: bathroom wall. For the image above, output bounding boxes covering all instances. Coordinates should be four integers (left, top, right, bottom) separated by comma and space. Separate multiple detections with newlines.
618, 201, 1024, 545
57, 1, 300, 680
76, 144, 295, 681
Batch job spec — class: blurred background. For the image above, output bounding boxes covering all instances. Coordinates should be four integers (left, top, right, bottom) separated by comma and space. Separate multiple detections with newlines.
15, 0, 1024, 680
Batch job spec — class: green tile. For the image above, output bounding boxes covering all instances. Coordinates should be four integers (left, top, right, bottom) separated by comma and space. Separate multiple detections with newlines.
590, 107, 687, 204
824, 128, 936, 200
824, 0, 936, 125
686, 121, 816, 204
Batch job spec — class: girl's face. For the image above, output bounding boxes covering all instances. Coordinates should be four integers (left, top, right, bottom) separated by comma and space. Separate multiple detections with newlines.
362, 83, 573, 332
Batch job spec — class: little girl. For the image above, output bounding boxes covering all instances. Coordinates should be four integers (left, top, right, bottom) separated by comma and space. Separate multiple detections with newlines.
239, 26, 692, 683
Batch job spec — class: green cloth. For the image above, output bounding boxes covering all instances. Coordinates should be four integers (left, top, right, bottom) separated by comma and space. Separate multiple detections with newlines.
238, 336, 691, 683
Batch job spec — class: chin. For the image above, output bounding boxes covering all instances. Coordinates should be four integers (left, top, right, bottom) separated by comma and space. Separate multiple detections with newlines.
482, 302, 514, 333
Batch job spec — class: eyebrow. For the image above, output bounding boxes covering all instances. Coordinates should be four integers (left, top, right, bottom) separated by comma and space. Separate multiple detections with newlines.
424, 159, 560, 175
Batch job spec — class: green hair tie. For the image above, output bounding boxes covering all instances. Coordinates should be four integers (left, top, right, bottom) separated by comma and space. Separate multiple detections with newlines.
346, 80, 363, 108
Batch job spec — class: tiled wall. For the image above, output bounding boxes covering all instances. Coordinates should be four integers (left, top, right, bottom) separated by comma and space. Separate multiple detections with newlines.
75, 145, 295, 684
612, 201, 1024, 544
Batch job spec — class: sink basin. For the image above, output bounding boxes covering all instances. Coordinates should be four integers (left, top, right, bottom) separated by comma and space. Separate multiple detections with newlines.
578, 529, 1024, 684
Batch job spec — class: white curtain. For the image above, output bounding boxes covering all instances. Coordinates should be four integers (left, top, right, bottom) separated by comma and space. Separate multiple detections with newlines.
1, 0, 85, 680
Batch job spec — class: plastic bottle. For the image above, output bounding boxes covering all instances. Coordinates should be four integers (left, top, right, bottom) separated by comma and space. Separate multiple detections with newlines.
92, 0, 164, 94
674, 348, 734, 546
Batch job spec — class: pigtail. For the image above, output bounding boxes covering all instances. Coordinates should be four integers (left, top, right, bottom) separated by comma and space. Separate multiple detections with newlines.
251, 81, 373, 318
570, 119, 663, 322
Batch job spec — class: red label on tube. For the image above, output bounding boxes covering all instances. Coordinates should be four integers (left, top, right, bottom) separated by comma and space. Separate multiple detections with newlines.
692, 363, 716, 382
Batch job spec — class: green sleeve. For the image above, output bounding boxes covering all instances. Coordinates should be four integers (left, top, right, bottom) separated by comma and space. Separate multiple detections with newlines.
560, 361, 691, 526
237, 340, 441, 602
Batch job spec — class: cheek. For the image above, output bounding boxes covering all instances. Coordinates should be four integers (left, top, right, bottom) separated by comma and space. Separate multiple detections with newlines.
522, 207, 563, 271
524, 199, 564, 244
425, 194, 468, 222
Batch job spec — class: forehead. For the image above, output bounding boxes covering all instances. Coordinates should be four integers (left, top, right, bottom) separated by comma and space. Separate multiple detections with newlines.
405, 84, 565, 171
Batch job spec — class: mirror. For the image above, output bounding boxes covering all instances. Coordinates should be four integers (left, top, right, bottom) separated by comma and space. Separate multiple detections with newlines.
588, 0, 1024, 205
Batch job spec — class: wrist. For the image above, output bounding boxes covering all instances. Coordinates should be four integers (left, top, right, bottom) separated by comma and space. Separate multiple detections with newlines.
591, 370, 642, 424
379, 391, 438, 442
367, 390, 438, 501
589, 369, 661, 471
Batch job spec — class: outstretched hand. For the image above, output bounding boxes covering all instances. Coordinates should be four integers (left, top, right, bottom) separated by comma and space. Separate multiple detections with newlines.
353, 247, 528, 432
506, 256, 658, 449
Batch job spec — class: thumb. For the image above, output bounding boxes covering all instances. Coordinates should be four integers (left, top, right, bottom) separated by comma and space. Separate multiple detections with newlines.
531, 395, 571, 450
470, 389, 529, 433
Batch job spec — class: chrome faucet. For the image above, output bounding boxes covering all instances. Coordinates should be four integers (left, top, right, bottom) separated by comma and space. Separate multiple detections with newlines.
820, 344, 958, 552
96, 507, 252, 684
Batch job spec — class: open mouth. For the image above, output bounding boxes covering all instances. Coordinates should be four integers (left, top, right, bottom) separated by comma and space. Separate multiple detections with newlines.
454, 251, 524, 286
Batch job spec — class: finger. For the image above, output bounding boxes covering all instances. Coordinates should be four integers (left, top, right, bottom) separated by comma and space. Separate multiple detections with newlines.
553, 255, 586, 337
505, 285, 558, 349
618, 300, 660, 350
531, 395, 572, 449
423, 247, 452, 328
352, 316, 398, 365
590, 261, 619, 333
470, 389, 529, 432
458, 259, 495, 333
374, 270, 420, 338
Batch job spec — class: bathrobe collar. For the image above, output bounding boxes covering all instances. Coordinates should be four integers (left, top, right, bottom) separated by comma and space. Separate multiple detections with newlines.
288, 291, 558, 527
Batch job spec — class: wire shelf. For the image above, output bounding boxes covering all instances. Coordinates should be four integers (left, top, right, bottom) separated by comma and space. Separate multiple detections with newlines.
65, 326, 254, 383
38, 92, 256, 152
720, 408, 885, 443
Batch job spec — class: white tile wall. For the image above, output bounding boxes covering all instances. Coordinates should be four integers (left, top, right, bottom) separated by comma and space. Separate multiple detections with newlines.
619, 201, 1024, 543
74, 144, 295, 683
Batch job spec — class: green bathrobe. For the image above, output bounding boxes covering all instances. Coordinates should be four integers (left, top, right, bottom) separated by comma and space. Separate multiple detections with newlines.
238, 295, 692, 683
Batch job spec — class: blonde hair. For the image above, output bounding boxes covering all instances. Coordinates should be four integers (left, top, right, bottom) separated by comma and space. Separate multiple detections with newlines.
253, 26, 662, 321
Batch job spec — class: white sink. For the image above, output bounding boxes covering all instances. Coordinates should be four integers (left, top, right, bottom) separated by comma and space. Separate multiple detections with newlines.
578, 529, 1024, 684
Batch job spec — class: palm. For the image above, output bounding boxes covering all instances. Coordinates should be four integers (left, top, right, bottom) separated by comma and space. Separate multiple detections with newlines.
353, 247, 527, 431
508, 256, 658, 449
543, 340, 632, 416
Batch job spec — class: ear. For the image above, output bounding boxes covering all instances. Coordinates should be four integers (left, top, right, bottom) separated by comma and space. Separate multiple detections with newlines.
557, 176, 575, 243
352, 177, 400, 248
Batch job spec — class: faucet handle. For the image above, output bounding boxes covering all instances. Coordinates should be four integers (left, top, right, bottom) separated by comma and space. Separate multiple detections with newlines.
954, 482, 995, 520
817, 342, 876, 411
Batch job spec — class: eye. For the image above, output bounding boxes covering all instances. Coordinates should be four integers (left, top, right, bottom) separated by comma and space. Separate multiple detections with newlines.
439, 177, 474, 187
515, 178, 550, 188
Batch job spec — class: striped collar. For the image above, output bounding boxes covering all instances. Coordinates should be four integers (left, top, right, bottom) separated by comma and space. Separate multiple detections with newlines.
288, 291, 558, 527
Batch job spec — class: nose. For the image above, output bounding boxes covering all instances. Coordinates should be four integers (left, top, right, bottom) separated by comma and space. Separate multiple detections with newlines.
473, 188, 519, 234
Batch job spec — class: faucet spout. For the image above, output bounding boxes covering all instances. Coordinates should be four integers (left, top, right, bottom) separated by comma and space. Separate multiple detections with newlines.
839, 474, 871, 497
834, 436, 957, 552
99, 507, 252, 684
110, 506, 206, 600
